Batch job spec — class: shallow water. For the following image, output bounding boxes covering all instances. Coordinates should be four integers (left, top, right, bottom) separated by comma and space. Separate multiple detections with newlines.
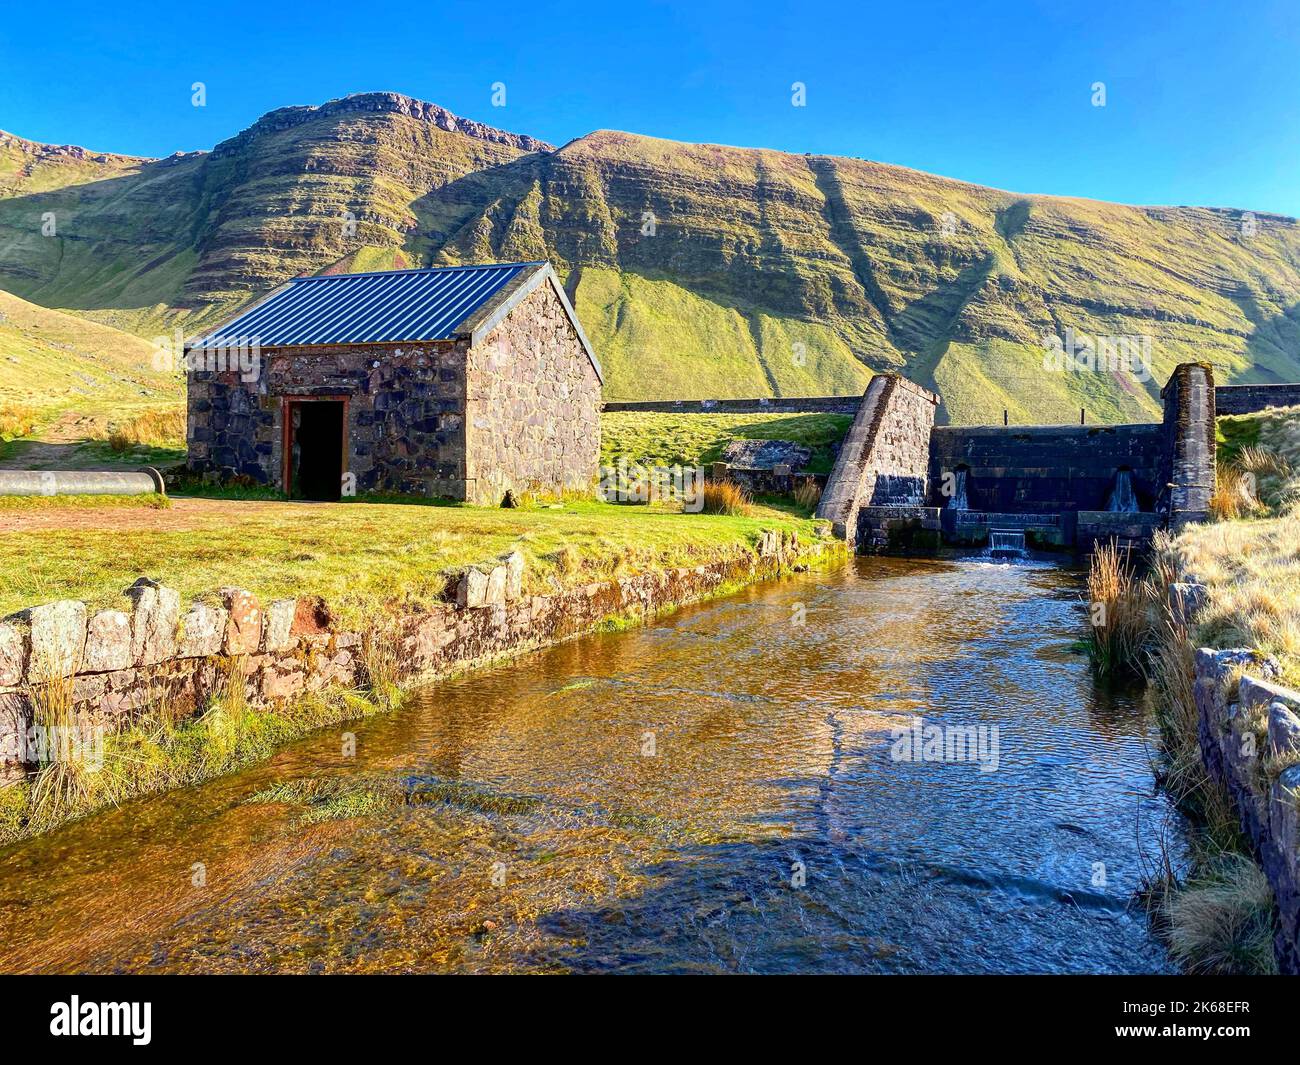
0, 556, 1182, 974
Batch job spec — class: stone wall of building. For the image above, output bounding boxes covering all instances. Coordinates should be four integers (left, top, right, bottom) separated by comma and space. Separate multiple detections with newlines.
814, 374, 940, 544
1194, 647, 1300, 974
464, 283, 602, 506
1215, 383, 1300, 416
187, 341, 470, 497
0, 533, 833, 784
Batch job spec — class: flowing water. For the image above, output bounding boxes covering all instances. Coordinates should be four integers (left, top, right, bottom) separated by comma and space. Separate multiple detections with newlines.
0, 557, 1182, 974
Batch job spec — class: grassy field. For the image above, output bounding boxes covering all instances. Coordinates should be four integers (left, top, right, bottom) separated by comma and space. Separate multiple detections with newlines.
600, 410, 852, 474
0, 496, 826, 624
1172, 405, 1300, 686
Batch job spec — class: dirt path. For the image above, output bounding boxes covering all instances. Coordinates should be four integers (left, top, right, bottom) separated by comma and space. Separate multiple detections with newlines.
0, 496, 320, 533
0, 413, 126, 471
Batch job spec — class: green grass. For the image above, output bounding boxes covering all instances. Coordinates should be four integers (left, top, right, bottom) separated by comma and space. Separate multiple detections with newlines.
0, 496, 826, 625
0, 493, 168, 511
0, 667, 390, 846
600, 410, 851, 474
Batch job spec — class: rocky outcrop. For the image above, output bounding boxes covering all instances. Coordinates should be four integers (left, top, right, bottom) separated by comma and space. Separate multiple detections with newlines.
209, 92, 555, 158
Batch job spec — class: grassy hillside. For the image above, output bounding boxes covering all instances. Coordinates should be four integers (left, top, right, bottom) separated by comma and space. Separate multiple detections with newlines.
0, 288, 181, 444
601, 410, 851, 474
2, 93, 1300, 422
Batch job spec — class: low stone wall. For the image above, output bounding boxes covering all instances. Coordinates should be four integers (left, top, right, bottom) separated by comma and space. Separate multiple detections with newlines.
707, 465, 824, 497
1194, 648, 1300, 974
1215, 384, 1300, 416
1, 532, 834, 781
602, 396, 861, 415
1075, 511, 1163, 553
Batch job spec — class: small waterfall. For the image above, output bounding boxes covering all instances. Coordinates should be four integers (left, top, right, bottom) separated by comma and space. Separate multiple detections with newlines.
989, 529, 1027, 558
1107, 469, 1138, 513
947, 468, 969, 511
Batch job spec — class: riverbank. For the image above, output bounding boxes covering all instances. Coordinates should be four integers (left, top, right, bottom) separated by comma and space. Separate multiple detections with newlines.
0, 557, 1176, 974
0, 498, 840, 845
1087, 404, 1300, 973
0, 495, 820, 622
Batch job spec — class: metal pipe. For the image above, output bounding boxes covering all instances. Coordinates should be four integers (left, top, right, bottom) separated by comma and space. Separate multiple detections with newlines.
0, 467, 165, 497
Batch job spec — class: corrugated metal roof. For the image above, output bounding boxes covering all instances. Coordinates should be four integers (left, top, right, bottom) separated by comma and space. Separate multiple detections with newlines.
190, 261, 544, 349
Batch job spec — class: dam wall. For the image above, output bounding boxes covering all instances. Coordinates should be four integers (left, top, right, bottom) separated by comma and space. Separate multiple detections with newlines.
1215, 382, 1300, 416
840, 363, 1218, 553
813, 375, 939, 545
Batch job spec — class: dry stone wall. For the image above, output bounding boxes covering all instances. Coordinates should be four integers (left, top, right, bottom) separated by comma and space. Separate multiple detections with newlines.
1194, 647, 1300, 973
1, 533, 831, 782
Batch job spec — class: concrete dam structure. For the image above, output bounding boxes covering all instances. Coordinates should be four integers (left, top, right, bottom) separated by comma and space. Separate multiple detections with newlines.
816, 363, 1216, 554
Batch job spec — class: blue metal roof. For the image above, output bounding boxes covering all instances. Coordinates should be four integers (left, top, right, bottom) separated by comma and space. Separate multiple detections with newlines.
190, 262, 544, 349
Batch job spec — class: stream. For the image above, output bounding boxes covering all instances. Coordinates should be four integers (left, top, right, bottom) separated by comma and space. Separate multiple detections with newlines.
0, 556, 1183, 974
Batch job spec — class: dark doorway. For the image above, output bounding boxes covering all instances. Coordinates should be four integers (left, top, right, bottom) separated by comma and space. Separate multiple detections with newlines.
290, 401, 345, 501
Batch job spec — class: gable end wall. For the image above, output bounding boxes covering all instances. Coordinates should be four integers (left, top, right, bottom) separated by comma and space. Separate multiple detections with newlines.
464, 283, 601, 505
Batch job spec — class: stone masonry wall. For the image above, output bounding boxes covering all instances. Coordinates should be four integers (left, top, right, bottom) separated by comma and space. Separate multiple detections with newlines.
464, 283, 601, 506
815, 374, 939, 544
603, 396, 862, 415
1159, 362, 1216, 529
1194, 647, 1300, 974
1215, 383, 1300, 416
188, 341, 469, 497
927, 423, 1164, 514
0, 532, 831, 783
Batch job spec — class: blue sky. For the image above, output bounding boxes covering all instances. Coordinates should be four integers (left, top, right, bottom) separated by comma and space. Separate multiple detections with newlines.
3, 0, 1299, 214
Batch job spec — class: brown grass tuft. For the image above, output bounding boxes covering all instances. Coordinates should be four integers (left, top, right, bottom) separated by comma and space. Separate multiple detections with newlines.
793, 480, 822, 511
1085, 540, 1149, 675
0, 403, 40, 440
701, 479, 750, 516
104, 407, 186, 452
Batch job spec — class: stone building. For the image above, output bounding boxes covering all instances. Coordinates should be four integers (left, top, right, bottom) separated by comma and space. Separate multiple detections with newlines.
185, 261, 603, 504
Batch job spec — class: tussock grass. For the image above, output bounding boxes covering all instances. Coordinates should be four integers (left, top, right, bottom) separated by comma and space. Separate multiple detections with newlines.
1210, 462, 1265, 521
1085, 541, 1150, 676
0, 402, 40, 440
359, 622, 403, 711
1165, 853, 1279, 975
1170, 517, 1300, 688
103, 408, 186, 453
793, 480, 822, 511
701, 480, 750, 516
0, 675, 387, 847
24, 667, 99, 835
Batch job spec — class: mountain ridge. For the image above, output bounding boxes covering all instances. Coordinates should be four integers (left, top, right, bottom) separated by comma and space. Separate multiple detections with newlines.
1, 91, 1298, 422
